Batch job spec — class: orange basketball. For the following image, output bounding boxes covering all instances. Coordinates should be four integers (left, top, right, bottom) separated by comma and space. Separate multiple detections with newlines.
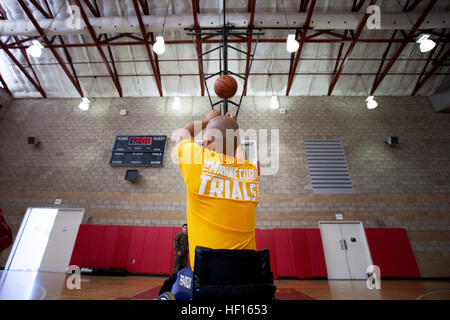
214, 75, 238, 99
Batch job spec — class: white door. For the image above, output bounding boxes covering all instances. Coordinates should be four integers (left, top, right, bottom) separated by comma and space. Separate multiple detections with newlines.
340, 223, 373, 280
319, 223, 351, 279
5, 208, 84, 273
7, 208, 59, 272
319, 222, 373, 280
39, 209, 84, 272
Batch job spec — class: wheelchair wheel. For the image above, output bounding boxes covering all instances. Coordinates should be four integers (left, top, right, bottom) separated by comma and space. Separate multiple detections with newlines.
154, 292, 176, 300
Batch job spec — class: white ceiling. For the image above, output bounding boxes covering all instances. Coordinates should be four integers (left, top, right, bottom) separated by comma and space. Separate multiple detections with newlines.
0, 0, 449, 98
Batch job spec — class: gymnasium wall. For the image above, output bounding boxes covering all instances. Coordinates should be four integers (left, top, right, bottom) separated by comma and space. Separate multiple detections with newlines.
0, 96, 449, 277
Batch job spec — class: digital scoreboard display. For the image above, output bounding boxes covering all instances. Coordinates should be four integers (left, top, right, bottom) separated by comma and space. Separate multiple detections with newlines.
110, 135, 167, 166
129, 137, 153, 145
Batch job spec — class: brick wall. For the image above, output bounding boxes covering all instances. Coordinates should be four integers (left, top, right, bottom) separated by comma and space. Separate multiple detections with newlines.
0, 88, 13, 117
0, 96, 449, 277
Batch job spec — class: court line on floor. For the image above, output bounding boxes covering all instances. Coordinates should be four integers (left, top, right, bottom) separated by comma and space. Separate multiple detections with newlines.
416, 289, 450, 300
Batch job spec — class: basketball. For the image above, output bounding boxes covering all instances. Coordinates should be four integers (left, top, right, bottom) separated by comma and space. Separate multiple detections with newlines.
214, 75, 238, 99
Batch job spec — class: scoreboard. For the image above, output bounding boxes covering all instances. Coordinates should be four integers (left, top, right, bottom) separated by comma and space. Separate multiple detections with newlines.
110, 135, 167, 166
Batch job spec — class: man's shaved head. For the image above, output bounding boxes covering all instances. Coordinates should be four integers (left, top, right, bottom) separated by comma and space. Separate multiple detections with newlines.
206, 115, 238, 132
203, 115, 239, 156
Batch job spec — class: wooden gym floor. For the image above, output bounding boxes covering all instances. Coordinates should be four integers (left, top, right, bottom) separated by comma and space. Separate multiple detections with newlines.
0, 271, 450, 300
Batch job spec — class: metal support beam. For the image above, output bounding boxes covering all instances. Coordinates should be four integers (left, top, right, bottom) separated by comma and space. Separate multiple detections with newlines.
0, 2, 45, 97
84, 0, 101, 17
5, 37, 450, 50
61, 72, 450, 79
30, 0, 52, 18
139, 0, 149, 15
371, 30, 398, 87
75, 0, 122, 97
333, 30, 348, 74
192, 0, 205, 96
300, 0, 310, 13
149, 32, 162, 91
18, 0, 83, 97
370, 0, 431, 92
328, 0, 377, 96
370, 0, 437, 95
0, 72, 13, 97
106, 43, 119, 83
0, 4, 45, 97
352, 0, 366, 12
0, 4, 7, 19
132, 0, 163, 96
243, 0, 255, 96
412, 46, 450, 95
0, 40, 47, 97
32, 2, 81, 94
285, 0, 316, 96
59, 36, 81, 90
406, 0, 421, 12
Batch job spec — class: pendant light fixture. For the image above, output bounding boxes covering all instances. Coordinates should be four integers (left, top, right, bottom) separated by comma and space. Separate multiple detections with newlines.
281, 0, 299, 53
359, 75, 378, 110
153, 1, 170, 55
173, 75, 182, 110
269, 74, 279, 109
416, 33, 436, 53
79, 77, 96, 111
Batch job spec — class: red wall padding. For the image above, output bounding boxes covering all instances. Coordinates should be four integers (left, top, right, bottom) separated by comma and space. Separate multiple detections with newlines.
70, 225, 418, 278
305, 229, 328, 278
70, 225, 182, 275
255, 228, 279, 279
365, 228, 420, 278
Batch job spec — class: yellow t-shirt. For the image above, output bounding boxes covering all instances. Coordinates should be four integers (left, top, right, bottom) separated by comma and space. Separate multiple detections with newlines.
174, 139, 260, 269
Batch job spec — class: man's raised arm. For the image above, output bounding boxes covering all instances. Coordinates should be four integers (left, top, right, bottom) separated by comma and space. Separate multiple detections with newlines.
175, 109, 221, 145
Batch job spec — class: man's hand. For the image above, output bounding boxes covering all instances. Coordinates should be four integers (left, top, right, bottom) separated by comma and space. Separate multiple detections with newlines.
205, 109, 221, 122
225, 112, 237, 122
177, 251, 182, 257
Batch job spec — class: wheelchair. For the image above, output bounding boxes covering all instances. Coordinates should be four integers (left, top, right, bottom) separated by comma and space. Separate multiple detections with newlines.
156, 246, 276, 301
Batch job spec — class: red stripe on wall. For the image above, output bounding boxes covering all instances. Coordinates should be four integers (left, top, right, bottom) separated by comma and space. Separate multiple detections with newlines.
256, 229, 278, 279
305, 229, 328, 278
70, 225, 419, 279
98, 225, 118, 269
112, 226, 133, 269
365, 228, 420, 278
140, 226, 160, 273
291, 229, 313, 278
126, 226, 146, 273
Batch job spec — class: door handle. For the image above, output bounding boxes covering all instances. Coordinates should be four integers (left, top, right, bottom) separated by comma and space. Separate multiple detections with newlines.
339, 240, 345, 250
343, 240, 348, 250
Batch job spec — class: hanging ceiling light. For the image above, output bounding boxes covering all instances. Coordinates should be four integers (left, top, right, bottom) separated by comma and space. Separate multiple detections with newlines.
270, 95, 280, 109
153, 36, 165, 55
173, 75, 182, 109
172, 96, 181, 110
78, 97, 90, 110
26, 40, 44, 58
286, 34, 300, 53
153, 1, 169, 55
366, 96, 378, 109
281, 0, 299, 53
416, 33, 436, 53
269, 74, 279, 109
359, 75, 378, 110
78, 78, 95, 111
